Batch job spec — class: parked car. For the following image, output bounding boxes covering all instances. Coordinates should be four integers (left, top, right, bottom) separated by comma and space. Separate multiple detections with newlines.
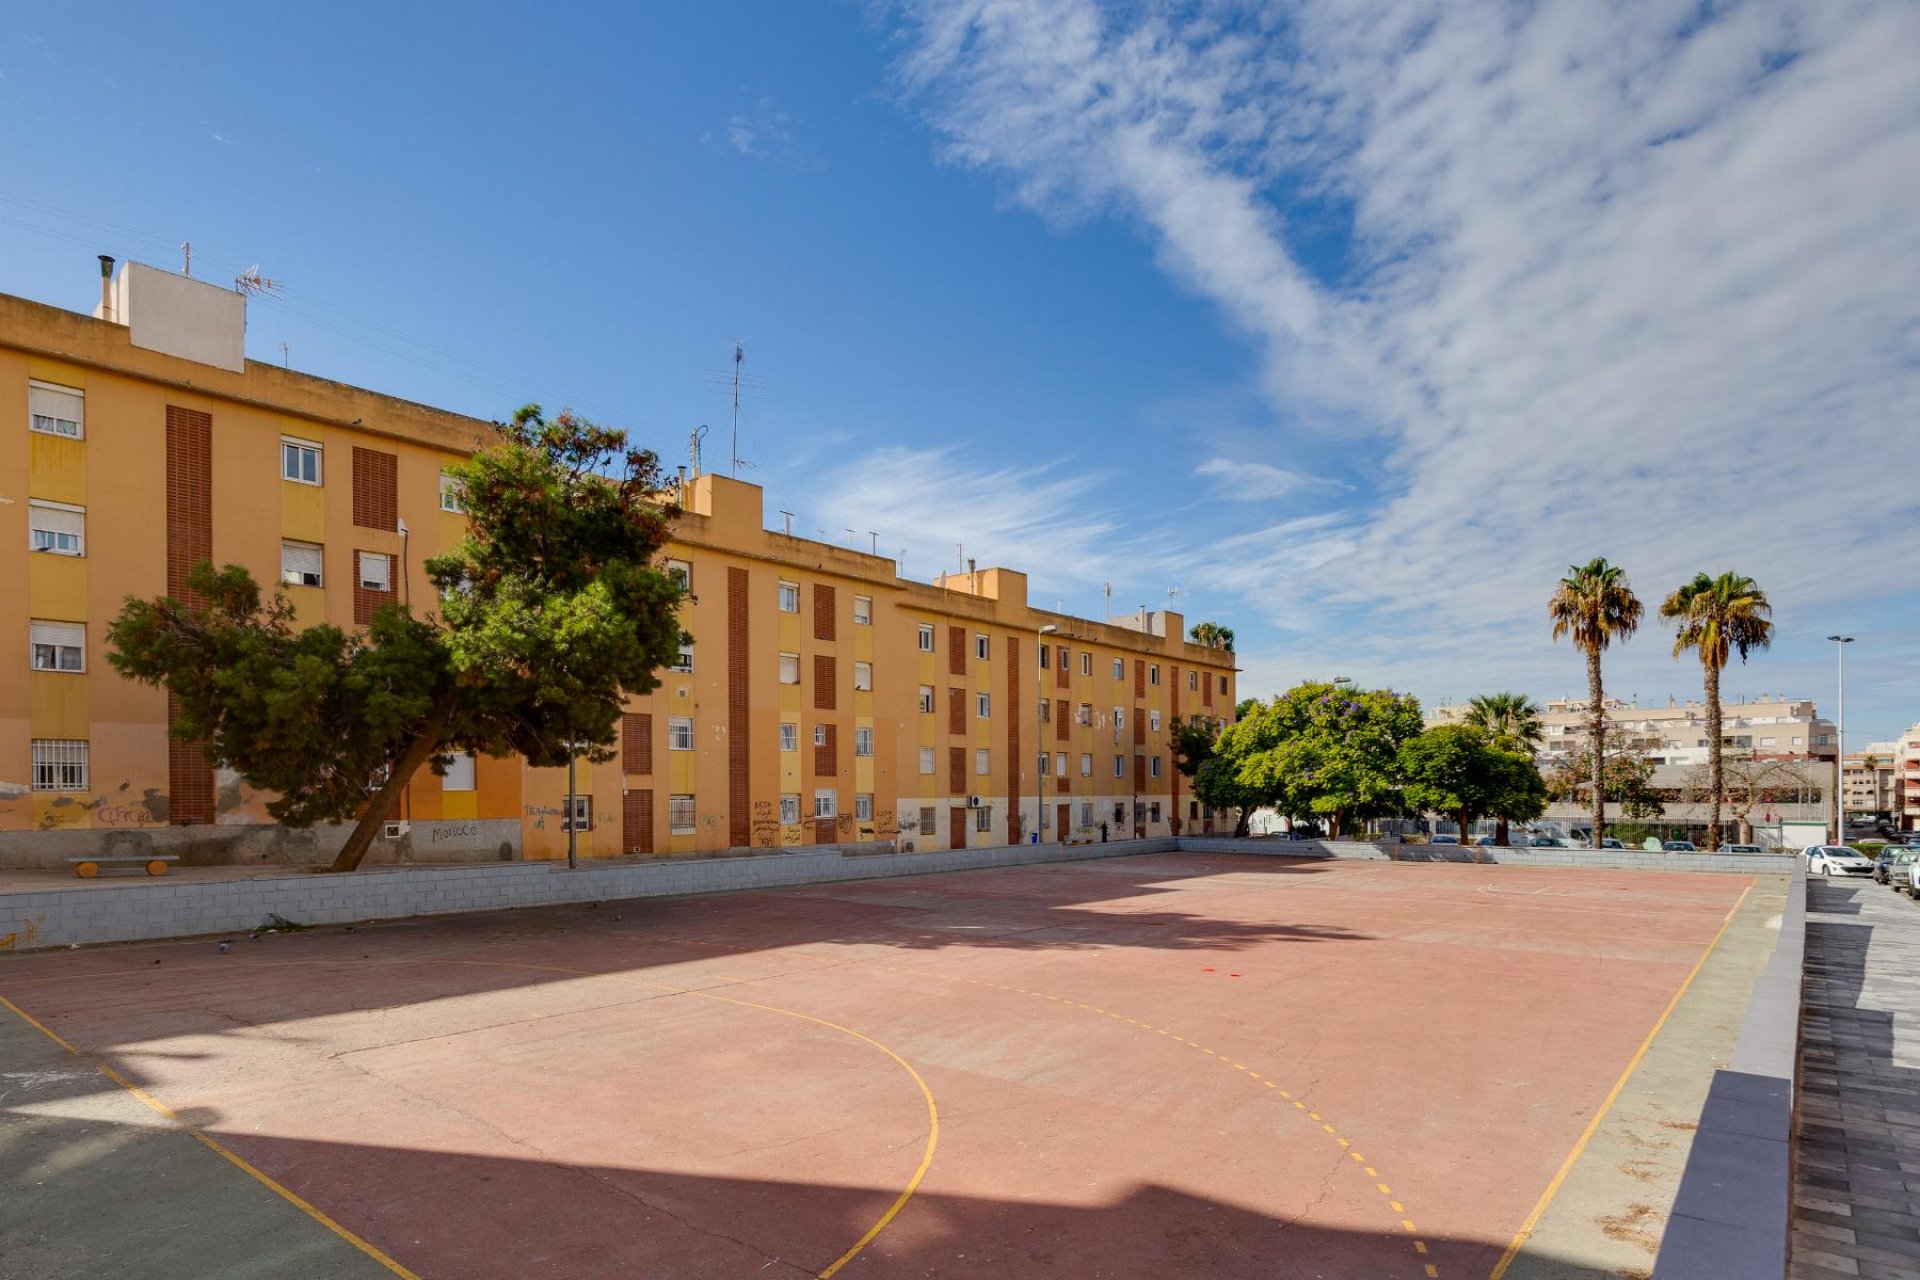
1903, 855, 1920, 900
1874, 848, 1919, 886
1429, 834, 1459, 845
1601, 838, 1626, 850
1663, 840, 1697, 852
1724, 843, 1764, 854
1527, 837, 1561, 848
1807, 846, 1876, 878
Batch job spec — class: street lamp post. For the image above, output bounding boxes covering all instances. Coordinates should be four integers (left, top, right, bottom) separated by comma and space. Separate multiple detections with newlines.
1038, 624, 1058, 843
1827, 635, 1854, 844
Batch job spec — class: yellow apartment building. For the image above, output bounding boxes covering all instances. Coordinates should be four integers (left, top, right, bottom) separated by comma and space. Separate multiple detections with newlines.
0, 261, 1237, 866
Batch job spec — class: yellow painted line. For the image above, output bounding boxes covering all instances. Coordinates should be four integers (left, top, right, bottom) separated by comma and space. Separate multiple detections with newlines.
1427, 1265, 1440, 1279
1390, 1200, 1405, 1214
1337, 1138, 1350, 1148
1486, 882, 1751, 1280
1323, 1124, 1337, 1134
1415, 1240, 1429, 1253
1351, 1152, 1365, 1162
1366, 1166, 1378, 1176
1378, 1183, 1393, 1195
0, 994, 422, 1279
1278, 1090, 1292, 1099
1403, 1219, 1417, 1232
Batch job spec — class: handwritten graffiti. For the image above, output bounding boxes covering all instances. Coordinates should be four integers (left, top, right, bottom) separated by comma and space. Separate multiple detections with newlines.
524, 805, 563, 817
95, 805, 161, 828
429, 823, 482, 844
750, 800, 780, 849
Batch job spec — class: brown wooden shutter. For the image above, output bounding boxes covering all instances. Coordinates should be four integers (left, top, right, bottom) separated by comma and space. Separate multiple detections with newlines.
1134, 754, 1147, 790
727, 566, 751, 847
622, 713, 653, 774
949, 746, 966, 794
351, 446, 398, 531
1134, 659, 1146, 698
1006, 637, 1021, 844
813, 654, 837, 710
813, 583, 836, 641
815, 724, 837, 776
1055, 647, 1070, 689
1170, 667, 1181, 718
623, 789, 654, 854
165, 406, 216, 825
1203, 673, 1215, 708
1055, 699, 1069, 742
949, 687, 966, 736
1134, 712, 1146, 747
948, 625, 966, 676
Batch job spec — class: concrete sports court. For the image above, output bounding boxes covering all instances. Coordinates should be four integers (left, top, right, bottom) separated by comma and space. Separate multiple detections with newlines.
0, 851, 1783, 1279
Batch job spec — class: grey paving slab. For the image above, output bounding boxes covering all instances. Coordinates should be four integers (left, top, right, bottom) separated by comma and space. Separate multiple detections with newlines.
1791, 878, 1920, 1280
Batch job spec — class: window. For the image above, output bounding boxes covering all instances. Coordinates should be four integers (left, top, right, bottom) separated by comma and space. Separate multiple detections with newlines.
853, 661, 873, 692
31, 739, 88, 791
439, 473, 465, 513
919, 805, 937, 838
814, 789, 837, 819
814, 725, 828, 748
358, 552, 392, 592
1150, 756, 1162, 778
1055, 751, 1067, 777
28, 501, 84, 556
281, 437, 322, 485
780, 794, 801, 823
856, 794, 874, 822
1079, 652, 1091, 676
1114, 802, 1126, 825
564, 796, 593, 832
1113, 708, 1125, 731
672, 643, 694, 673
778, 581, 799, 612
668, 717, 694, 751
1080, 802, 1093, 827
1149, 710, 1161, 732
30, 621, 84, 672
29, 381, 84, 439
918, 685, 935, 714
441, 752, 475, 791
1039, 752, 1052, 776
1080, 753, 1092, 777
779, 652, 800, 684
1188, 671, 1198, 692
1038, 644, 1049, 670
663, 559, 692, 593
1760, 736, 1776, 747
918, 624, 935, 651
280, 540, 324, 587
1150, 664, 1160, 686
976, 748, 991, 776
1076, 703, 1092, 726
1113, 658, 1124, 679
1219, 675, 1228, 694
1114, 755, 1125, 778
853, 595, 872, 625
855, 727, 874, 757
669, 794, 696, 833
975, 634, 990, 660
777, 722, 798, 752
1149, 802, 1161, 823
1039, 699, 1051, 723
976, 692, 991, 719
974, 807, 992, 833
919, 746, 936, 775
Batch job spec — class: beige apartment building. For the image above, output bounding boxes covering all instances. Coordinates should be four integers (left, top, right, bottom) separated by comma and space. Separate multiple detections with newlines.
1, 259, 1237, 867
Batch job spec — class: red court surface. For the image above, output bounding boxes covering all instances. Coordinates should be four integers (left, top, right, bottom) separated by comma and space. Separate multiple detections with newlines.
0, 853, 1752, 1279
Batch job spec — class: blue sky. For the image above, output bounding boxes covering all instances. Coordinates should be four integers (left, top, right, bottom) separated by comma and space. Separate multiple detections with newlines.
4, 1, 1917, 748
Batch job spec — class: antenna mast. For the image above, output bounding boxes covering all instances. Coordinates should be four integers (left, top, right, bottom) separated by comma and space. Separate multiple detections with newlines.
690, 424, 707, 479
731, 342, 744, 477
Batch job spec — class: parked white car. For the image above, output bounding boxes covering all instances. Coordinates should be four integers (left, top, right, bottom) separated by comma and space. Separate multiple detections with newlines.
1806, 846, 1876, 878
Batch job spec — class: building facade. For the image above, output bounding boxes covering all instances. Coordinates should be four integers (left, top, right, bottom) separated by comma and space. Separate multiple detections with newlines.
1, 264, 1235, 864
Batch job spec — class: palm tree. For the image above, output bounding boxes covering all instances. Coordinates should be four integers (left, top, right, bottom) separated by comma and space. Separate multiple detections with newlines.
1189, 621, 1235, 652
1549, 559, 1644, 849
1660, 572, 1773, 852
1463, 692, 1544, 752
1464, 692, 1544, 847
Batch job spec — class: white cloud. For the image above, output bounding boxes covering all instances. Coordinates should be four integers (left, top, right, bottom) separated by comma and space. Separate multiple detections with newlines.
1194, 457, 1334, 501
885, 0, 1920, 704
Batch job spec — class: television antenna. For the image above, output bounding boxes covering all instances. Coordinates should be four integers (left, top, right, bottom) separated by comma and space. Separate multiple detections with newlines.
234, 265, 282, 298
690, 424, 708, 478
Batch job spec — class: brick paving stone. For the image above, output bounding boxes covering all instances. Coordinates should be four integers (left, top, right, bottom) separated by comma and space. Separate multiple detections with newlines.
1791, 878, 1920, 1280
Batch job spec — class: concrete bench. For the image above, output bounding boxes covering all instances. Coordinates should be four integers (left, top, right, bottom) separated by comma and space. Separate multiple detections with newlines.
68, 854, 179, 878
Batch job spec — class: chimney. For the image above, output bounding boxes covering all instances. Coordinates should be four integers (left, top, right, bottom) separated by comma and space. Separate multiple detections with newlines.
967, 558, 976, 575
98, 255, 116, 322
676, 464, 687, 496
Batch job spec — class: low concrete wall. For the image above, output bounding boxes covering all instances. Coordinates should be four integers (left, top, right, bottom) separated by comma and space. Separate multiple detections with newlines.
1177, 835, 1798, 875
1651, 859, 1807, 1280
0, 819, 521, 870
0, 837, 1177, 950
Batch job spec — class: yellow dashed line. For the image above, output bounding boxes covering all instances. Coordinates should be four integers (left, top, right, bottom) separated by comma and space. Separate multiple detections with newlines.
1425, 1265, 1439, 1279
1414, 1240, 1428, 1253
1350, 1152, 1365, 1163
1403, 1220, 1417, 1233
1377, 1184, 1392, 1195
1365, 1167, 1378, 1177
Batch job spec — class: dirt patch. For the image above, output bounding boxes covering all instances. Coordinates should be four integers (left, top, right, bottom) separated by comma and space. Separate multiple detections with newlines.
1596, 1202, 1663, 1253
1658, 1119, 1698, 1131
1617, 1159, 1663, 1184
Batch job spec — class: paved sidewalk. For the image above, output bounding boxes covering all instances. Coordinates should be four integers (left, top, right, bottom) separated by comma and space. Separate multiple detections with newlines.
1792, 878, 1920, 1279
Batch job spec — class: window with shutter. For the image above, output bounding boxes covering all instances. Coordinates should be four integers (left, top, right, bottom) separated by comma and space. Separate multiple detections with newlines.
281, 540, 324, 587
28, 381, 84, 438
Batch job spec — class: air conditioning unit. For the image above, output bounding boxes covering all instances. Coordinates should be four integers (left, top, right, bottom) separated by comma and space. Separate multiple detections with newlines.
381, 821, 410, 840
966, 795, 985, 809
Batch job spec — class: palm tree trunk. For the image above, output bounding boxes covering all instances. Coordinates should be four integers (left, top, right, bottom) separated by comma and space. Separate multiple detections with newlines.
1587, 647, 1605, 849
1495, 817, 1510, 847
1705, 659, 1723, 852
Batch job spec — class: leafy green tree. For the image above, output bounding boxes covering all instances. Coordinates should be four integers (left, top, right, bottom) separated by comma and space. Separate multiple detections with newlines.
1188, 620, 1235, 652
1170, 714, 1256, 835
109, 407, 685, 873
1462, 692, 1544, 844
1216, 682, 1425, 839
1544, 744, 1666, 822
1549, 558, 1643, 849
1399, 726, 1547, 859
1659, 571, 1773, 851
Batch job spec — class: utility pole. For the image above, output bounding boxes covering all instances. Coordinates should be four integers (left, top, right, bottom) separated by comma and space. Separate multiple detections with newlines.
1827, 635, 1853, 843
